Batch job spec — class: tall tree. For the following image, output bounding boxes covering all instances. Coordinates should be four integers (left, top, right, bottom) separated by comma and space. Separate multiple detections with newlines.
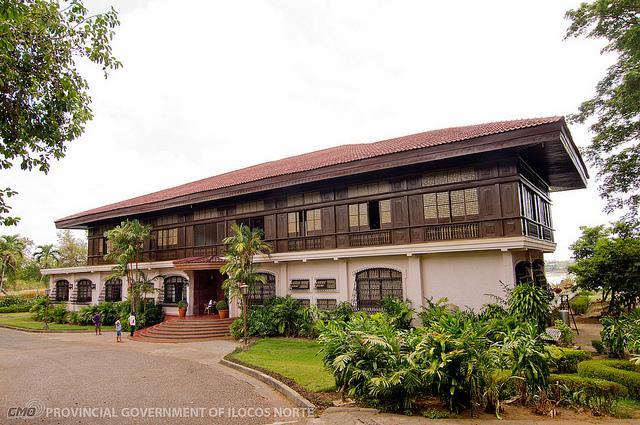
565, 1, 640, 218
0, 0, 121, 225
56, 229, 86, 267
0, 234, 27, 292
569, 222, 640, 313
221, 224, 272, 304
33, 243, 60, 269
104, 219, 151, 312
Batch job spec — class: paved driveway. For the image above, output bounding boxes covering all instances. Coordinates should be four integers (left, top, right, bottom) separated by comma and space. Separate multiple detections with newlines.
0, 328, 300, 424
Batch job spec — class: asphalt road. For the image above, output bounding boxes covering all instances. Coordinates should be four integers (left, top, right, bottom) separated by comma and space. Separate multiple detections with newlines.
0, 328, 300, 424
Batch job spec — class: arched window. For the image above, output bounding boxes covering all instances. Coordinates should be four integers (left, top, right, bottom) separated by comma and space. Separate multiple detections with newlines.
355, 268, 403, 313
105, 279, 122, 302
55, 280, 69, 302
515, 261, 533, 285
249, 273, 276, 307
164, 276, 187, 304
76, 279, 92, 303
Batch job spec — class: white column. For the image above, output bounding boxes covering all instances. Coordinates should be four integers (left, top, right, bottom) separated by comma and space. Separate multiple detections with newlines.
405, 255, 423, 309
500, 250, 515, 288
338, 259, 349, 303
278, 263, 288, 296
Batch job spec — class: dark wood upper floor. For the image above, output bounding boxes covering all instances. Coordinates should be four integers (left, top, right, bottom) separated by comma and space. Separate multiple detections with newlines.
86, 153, 555, 265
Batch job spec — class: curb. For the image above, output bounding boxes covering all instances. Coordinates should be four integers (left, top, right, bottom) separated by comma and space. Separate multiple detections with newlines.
0, 323, 102, 333
219, 358, 316, 411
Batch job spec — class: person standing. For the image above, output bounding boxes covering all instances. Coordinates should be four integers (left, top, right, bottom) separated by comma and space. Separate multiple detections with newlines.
92, 312, 101, 335
115, 318, 122, 343
128, 313, 136, 337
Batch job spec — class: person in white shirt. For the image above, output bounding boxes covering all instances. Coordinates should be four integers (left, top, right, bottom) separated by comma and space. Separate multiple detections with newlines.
128, 314, 136, 337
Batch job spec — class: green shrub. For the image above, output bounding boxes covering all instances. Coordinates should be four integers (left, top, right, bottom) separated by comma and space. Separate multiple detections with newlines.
215, 299, 228, 310
318, 314, 430, 411
547, 347, 591, 373
138, 301, 164, 327
95, 302, 119, 325
577, 360, 640, 398
0, 304, 31, 313
29, 297, 50, 321
381, 298, 414, 330
552, 319, 574, 347
601, 316, 628, 358
480, 303, 508, 321
508, 283, 551, 333
419, 297, 452, 326
330, 301, 354, 322
497, 321, 550, 398
570, 295, 590, 314
0, 295, 32, 307
230, 296, 313, 339
49, 304, 68, 324
592, 339, 605, 354
549, 373, 628, 401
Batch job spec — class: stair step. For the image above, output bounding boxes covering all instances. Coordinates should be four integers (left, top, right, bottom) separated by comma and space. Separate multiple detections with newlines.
132, 317, 233, 343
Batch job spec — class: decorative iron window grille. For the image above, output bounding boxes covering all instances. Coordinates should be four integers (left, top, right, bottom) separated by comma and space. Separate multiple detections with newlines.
164, 276, 187, 304
355, 268, 403, 313
55, 280, 69, 301
76, 279, 92, 303
290, 279, 310, 290
105, 279, 122, 302
315, 279, 337, 290
249, 273, 276, 307
297, 299, 311, 308
317, 299, 337, 311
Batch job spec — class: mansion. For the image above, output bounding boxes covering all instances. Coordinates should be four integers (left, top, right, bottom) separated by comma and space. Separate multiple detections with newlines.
42, 117, 588, 318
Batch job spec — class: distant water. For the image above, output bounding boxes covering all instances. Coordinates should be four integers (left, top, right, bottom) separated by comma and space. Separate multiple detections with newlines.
546, 271, 570, 285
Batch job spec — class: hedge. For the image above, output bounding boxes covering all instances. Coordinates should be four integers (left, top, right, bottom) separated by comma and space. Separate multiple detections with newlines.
577, 360, 640, 398
549, 373, 628, 399
569, 295, 589, 315
548, 347, 592, 373
0, 305, 32, 313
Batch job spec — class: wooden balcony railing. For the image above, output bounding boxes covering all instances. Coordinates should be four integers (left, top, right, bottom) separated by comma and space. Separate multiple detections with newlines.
522, 218, 554, 242
288, 237, 322, 251
349, 230, 391, 247
86, 217, 555, 265
425, 223, 479, 241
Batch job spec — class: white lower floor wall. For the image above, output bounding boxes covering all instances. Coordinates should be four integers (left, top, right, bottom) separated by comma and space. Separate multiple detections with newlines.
245, 249, 529, 317
42, 248, 546, 318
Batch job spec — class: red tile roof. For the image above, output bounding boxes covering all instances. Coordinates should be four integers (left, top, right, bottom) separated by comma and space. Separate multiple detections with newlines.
58, 116, 562, 223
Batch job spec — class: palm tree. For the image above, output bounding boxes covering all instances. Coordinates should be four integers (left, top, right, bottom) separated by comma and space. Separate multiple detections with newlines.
0, 235, 26, 294
34, 244, 60, 269
221, 224, 272, 305
104, 219, 152, 312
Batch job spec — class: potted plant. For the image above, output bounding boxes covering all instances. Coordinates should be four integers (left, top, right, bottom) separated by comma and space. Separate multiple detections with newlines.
216, 299, 229, 319
177, 299, 188, 318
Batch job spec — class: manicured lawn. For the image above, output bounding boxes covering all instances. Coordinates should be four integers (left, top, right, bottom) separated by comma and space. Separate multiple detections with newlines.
230, 338, 336, 392
0, 313, 114, 331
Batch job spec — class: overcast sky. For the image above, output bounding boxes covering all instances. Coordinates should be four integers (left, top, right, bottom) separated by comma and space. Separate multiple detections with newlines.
2, 0, 616, 260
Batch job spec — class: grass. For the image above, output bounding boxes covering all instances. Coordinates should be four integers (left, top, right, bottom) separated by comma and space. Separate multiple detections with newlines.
0, 312, 114, 331
230, 338, 336, 392
614, 399, 640, 419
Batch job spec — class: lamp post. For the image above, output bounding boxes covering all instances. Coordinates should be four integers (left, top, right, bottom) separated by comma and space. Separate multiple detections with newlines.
43, 289, 50, 330
239, 283, 249, 346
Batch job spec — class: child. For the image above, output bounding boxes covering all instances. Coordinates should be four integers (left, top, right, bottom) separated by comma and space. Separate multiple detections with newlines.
92, 312, 102, 335
115, 319, 122, 343
128, 313, 136, 337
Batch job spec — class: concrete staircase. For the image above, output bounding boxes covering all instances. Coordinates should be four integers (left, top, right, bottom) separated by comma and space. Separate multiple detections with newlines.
131, 317, 235, 343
